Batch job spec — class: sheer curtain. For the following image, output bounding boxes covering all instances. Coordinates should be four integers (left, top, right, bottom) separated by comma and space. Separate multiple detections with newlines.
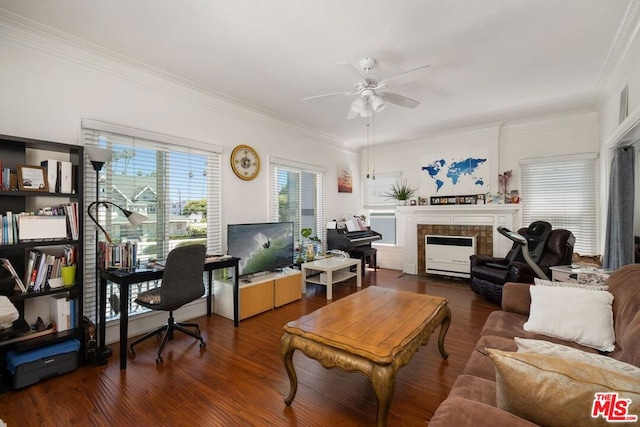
603, 146, 635, 269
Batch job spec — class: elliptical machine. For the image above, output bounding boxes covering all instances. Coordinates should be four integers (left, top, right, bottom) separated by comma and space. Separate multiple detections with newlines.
495, 221, 553, 280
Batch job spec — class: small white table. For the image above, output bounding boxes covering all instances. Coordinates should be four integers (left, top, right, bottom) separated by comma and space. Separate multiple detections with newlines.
301, 257, 361, 300
550, 265, 612, 283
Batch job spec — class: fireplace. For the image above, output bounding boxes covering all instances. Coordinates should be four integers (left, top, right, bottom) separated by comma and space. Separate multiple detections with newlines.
396, 205, 521, 275
419, 226, 492, 276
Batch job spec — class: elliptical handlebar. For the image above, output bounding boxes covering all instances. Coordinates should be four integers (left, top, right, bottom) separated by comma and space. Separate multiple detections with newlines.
496, 226, 550, 281
497, 226, 527, 245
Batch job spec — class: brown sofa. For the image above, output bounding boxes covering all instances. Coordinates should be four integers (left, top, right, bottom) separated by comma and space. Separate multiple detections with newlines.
429, 264, 640, 426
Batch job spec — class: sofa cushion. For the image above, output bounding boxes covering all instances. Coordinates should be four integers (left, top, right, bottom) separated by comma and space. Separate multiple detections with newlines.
607, 264, 640, 366
462, 335, 516, 380
428, 397, 539, 427
448, 374, 497, 407
501, 282, 532, 315
514, 338, 640, 377
523, 285, 615, 352
487, 349, 640, 427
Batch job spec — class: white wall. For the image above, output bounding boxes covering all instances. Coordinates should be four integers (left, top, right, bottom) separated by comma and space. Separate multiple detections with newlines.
0, 22, 361, 342
0, 27, 361, 237
365, 112, 600, 269
596, 11, 640, 257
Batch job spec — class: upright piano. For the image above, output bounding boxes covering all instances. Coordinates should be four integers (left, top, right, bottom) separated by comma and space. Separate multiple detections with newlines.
327, 227, 382, 273
327, 227, 382, 252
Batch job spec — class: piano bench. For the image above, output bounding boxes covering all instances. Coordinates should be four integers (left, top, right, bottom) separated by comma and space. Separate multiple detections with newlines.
349, 247, 378, 274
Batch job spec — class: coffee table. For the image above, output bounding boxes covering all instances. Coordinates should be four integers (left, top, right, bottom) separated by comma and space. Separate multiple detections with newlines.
281, 286, 451, 426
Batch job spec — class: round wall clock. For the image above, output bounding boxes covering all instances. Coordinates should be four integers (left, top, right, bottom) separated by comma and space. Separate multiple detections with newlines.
230, 144, 260, 181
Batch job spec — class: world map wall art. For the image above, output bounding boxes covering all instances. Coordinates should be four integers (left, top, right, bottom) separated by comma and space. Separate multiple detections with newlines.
421, 150, 490, 196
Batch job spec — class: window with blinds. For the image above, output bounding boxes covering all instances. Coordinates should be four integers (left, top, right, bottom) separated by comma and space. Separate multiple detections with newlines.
362, 172, 401, 208
269, 158, 326, 255
362, 172, 401, 244
82, 120, 222, 322
519, 153, 598, 255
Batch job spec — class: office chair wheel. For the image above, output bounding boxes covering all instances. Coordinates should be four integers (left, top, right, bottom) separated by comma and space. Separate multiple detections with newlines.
128, 347, 135, 357
200, 341, 206, 349
156, 356, 163, 365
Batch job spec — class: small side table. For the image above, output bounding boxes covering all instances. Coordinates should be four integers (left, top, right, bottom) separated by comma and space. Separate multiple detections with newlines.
301, 257, 361, 300
550, 265, 612, 283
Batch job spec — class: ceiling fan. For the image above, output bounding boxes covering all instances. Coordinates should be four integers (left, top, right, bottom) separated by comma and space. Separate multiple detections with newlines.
303, 58, 430, 119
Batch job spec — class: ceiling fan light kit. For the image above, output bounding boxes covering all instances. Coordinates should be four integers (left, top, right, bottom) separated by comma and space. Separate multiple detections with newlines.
303, 57, 429, 119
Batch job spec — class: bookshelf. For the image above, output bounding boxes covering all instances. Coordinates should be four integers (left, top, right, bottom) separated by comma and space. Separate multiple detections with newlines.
0, 134, 84, 391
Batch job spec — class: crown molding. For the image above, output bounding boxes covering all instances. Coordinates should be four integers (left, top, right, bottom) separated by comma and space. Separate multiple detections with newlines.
588, 0, 640, 109
501, 110, 598, 135
0, 11, 352, 152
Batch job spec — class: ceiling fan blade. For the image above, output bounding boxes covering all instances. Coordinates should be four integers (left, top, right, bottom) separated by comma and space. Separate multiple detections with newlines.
302, 91, 357, 101
381, 92, 420, 109
338, 61, 368, 83
378, 64, 431, 86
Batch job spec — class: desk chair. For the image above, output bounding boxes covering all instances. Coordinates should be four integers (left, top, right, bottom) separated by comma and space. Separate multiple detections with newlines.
128, 244, 207, 364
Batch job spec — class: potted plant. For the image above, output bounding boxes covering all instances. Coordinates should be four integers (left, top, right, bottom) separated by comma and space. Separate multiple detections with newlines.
297, 228, 320, 262
384, 178, 417, 205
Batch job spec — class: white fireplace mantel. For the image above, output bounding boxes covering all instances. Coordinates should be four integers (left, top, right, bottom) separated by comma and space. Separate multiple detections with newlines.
396, 204, 521, 275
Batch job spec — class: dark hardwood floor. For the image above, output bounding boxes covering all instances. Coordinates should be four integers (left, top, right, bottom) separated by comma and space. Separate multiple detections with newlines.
0, 269, 499, 426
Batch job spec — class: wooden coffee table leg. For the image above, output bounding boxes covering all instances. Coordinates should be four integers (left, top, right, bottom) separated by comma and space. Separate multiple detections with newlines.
437, 305, 452, 360
280, 333, 298, 405
371, 364, 396, 427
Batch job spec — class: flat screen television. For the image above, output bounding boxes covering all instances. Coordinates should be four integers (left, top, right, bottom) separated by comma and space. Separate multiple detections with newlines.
227, 222, 294, 277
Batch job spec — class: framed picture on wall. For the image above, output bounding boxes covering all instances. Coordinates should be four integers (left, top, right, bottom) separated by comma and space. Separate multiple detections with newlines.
338, 168, 352, 193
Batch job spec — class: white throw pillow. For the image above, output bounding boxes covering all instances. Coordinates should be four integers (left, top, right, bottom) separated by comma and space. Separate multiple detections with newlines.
534, 277, 608, 291
514, 338, 640, 377
523, 285, 615, 352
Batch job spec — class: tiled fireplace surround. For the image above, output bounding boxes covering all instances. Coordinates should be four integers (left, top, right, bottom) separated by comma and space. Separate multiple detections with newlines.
417, 224, 493, 275
396, 205, 521, 275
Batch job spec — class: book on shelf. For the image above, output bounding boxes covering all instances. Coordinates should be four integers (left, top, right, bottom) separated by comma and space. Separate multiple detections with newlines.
24, 248, 74, 292
59, 161, 72, 193
0, 258, 26, 292
40, 159, 59, 194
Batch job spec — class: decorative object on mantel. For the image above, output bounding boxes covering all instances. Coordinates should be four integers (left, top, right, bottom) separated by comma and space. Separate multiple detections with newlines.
384, 178, 416, 205
430, 194, 486, 206
498, 170, 513, 202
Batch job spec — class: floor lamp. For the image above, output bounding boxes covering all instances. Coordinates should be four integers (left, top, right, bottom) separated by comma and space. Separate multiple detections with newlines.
85, 146, 114, 365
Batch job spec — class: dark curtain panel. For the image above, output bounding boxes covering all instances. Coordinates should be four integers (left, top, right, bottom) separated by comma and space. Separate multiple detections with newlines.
603, 146, 635, 269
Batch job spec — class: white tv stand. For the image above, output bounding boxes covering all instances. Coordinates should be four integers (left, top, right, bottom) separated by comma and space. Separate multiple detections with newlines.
212, 268, 301, 321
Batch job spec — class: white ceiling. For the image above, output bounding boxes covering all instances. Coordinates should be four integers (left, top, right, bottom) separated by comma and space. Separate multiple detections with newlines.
0, 1, 634, 149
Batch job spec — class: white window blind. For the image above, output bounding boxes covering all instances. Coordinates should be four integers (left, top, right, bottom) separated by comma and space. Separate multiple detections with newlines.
520, 153, 598, 255
269, 158, 326, 252
82, 121, 222, 322
362, 172, 401, 208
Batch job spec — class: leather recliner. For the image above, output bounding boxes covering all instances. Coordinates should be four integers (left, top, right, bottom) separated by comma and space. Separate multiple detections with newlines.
470, 227, 575, 304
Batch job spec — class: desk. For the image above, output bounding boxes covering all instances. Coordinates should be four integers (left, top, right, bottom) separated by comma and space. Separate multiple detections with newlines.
98, 256, 240, 370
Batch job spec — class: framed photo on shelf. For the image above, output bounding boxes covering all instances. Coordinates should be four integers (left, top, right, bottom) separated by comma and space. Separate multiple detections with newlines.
17, 164, 48, 192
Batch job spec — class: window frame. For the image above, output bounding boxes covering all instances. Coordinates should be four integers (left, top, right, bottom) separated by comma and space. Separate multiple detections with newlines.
519, 153, 599, 255
82, 119, 222, 323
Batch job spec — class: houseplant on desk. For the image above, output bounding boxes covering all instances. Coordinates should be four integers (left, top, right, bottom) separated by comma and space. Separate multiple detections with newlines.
384, 178, 417, 205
